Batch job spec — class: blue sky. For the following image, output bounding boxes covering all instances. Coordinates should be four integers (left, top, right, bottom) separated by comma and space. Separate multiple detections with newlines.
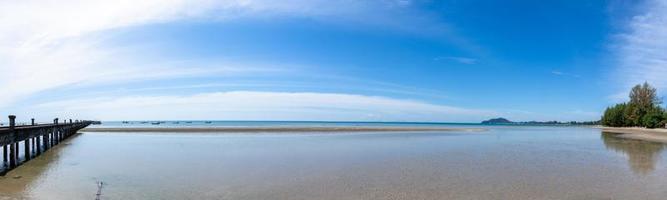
0, 0, 665, 122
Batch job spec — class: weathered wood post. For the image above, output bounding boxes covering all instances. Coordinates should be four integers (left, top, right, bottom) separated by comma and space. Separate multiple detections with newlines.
8, 115, 17, 168
36, 128, 42, 155
31, 118, 35, 154
53, 118, 59, 145
43, 127, 49, 150
49, 119, 54, 147
24, 131, 30, 162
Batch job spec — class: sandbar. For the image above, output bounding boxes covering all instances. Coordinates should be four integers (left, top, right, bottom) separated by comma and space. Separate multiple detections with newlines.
601, 127, 667, 143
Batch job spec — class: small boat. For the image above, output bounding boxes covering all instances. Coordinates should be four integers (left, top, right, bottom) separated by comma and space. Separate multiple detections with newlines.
122, 121, 129, 124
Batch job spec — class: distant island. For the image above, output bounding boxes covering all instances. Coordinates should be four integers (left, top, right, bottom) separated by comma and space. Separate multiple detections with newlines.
481, 117, 599, 125
481, 118, 513, 124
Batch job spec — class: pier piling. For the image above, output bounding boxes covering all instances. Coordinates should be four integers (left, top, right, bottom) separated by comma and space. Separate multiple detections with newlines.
8, 115, 16, 168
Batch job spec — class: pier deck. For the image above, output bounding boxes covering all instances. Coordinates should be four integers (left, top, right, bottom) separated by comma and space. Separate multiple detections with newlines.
0, 116, 94, 175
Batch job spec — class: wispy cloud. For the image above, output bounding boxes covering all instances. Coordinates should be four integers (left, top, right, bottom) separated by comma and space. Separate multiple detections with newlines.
20, 91, 602, 122
612, 0, 667, 92
550, 70, 580, 78
0, 0, 502, 122
434, 56, 478, 65
607, 91, 629, 104
30, 91, 497, 122
0, 0, 438, 110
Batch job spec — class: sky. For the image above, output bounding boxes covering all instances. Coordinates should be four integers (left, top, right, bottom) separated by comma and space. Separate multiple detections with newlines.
0, 0, 665, 123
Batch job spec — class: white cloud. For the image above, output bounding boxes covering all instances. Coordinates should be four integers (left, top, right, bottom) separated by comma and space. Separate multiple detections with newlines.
434, 56, 477, 65
29, 91, 497, 122
21, 91, 601, 122
0, 0, 431, 109
613, 0, 667, 93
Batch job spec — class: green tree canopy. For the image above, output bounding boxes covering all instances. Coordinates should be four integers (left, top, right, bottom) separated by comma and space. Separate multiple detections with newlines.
601, 82, 665, 128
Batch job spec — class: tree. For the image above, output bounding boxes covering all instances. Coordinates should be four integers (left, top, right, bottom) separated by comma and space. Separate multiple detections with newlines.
641, 107, 666, 128
629, 82, 662, 109
623, 103, 641, 127
601, 82, 665, 128
602, 103, 627, 127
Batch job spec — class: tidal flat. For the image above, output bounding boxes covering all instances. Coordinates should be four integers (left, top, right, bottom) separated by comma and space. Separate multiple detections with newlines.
1, 126, 667, 199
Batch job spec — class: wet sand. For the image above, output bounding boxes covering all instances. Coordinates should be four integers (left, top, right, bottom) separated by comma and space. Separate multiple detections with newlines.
602, 127, 667, 143
81, 126, 487, 133
3, 127, 667, 199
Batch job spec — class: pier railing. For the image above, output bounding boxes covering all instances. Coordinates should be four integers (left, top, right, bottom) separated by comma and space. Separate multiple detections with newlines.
0, 115, 95, 175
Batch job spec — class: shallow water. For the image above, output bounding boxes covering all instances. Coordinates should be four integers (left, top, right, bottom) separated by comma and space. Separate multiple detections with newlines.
1, 126, 667, 199
94, 120, 480, 128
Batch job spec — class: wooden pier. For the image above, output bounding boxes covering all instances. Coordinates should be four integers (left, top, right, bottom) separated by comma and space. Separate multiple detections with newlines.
0, 115, 94, 175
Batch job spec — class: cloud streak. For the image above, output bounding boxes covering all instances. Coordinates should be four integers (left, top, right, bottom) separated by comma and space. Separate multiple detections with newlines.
613, 0, 667, 93
434, 56, 478, 65
0, 0, 433, 109
31, 91, 497, 122
551, 70, 580, 78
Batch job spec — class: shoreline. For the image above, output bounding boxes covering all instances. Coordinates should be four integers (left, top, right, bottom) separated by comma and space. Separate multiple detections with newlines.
601, 127, 667, 143
81, 126, 487, 133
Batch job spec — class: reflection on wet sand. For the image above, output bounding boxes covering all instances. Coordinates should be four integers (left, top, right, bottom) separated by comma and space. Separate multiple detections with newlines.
602, 132, 666, 175
4, 129, 667, 199
0, 134, 81, 198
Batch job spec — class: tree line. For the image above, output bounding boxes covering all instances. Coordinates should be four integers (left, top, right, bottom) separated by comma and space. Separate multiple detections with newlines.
601, 82, 667, 128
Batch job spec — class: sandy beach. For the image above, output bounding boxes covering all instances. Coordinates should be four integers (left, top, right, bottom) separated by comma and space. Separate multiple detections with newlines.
81, 126, 487, 133
601, 127, 667, 143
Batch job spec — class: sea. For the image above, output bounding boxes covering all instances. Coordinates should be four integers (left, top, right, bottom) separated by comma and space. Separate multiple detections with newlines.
1, 121, 666, 199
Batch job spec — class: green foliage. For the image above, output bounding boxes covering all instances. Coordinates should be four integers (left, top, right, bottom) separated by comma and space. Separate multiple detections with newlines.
641, 107, 666, 128
602, 103, 627, 127
623, 103, 642, 127
601, 82, 666, 128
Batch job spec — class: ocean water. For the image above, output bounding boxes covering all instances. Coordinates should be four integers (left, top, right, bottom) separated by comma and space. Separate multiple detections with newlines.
1, 125, 666, 199
94, 120, 481, 128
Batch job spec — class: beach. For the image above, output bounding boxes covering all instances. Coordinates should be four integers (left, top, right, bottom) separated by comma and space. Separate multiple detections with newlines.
601, 127, 667, 143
